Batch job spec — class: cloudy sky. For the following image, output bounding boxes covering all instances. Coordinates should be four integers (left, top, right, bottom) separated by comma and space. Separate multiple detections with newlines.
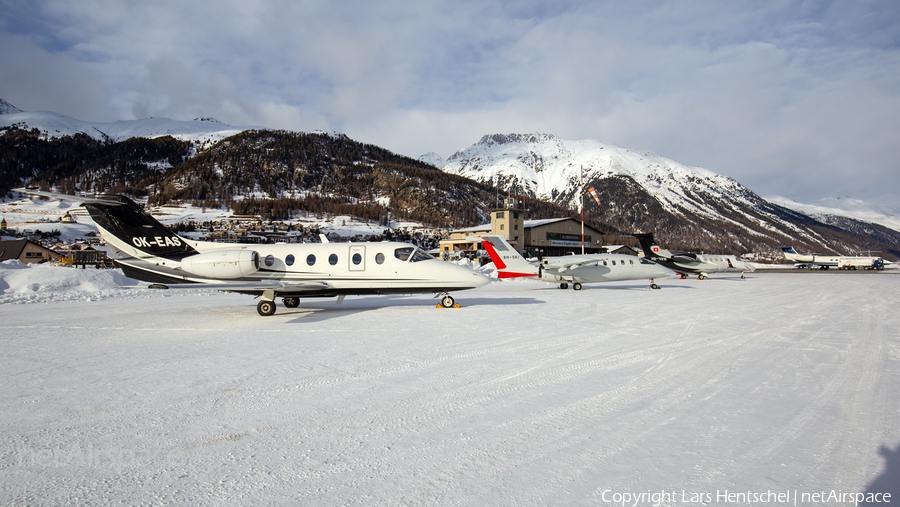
2, 0, 899, 207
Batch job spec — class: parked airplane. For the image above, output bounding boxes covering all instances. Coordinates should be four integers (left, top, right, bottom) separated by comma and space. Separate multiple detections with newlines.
633, 233, 755, 279
781, 246, 885, 270
478, 234, 670, 289
15, 189, 490, 316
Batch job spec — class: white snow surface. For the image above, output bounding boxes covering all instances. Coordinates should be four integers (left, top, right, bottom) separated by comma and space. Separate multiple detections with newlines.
2, 262, 898, 505
767, 195, 900, 234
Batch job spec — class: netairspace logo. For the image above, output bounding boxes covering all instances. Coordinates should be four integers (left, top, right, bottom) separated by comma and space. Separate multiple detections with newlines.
12, 441, 176, 472
600, 489, 892, 506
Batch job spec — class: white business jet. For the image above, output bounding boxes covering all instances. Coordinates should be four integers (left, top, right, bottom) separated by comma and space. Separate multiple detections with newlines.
634, 233, 756, 279
479, 234, 671, 289
15, 189, 490, 316
781, 246, 885, 270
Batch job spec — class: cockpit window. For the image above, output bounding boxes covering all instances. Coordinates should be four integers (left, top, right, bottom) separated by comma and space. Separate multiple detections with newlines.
394, 246, 433, 262
410, 248, 433, 262
394, 247, 413, 261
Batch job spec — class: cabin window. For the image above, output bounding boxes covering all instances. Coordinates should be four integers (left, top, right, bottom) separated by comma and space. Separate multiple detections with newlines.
612, 260, 616, 266
306, 254, 316, 266
352, 253, 362, 265
285, 254, 295, 266
603, 260, 608, 266
630, 260, 634, 265
265, 254, 275, 267
329, 253, 338, 265
375, 253, 385, 264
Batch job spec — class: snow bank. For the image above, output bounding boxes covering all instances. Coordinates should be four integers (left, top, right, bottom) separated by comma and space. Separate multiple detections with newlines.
0, 260, 141, 304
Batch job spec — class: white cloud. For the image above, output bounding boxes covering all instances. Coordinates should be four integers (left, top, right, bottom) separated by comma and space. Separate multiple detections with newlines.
1, 0, 899, 207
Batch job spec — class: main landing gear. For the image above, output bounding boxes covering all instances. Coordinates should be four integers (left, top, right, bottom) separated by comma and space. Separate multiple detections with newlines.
258, 296, 301, 316
558, 282, 583, 290
257, 300, 276, 316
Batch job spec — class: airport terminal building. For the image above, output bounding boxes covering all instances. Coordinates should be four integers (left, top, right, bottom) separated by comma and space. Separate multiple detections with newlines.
439, 198, 610, 257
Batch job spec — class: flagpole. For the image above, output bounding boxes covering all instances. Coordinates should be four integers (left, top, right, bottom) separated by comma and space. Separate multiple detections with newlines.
580, 165, 584, 255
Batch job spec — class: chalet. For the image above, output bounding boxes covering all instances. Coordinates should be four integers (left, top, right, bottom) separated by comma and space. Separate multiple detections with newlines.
0, 239, 62, 264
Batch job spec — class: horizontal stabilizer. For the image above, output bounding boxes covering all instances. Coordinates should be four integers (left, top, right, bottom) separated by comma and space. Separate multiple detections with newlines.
14, 188, 126, 206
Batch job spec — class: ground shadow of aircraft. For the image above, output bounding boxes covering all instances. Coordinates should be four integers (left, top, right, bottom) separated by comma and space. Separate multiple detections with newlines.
861, 444, 899, 506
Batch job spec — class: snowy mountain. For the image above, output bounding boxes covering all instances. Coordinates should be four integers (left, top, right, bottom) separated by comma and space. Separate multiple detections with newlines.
443, 133, 748, 216
0, 98, 23, 115
440, 133, 900, 257
0, 98, 251, 145
418, 152, 444, 168
767, 195, 900, 233
4, 98, 899, 257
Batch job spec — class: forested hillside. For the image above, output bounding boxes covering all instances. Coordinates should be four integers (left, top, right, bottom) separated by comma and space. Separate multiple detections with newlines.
4, 128, 588, 231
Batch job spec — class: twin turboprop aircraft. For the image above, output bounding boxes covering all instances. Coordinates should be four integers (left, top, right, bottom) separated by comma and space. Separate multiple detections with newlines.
15, 189, 490, 316
479, 234, 671, 289
633, 233, 755, 279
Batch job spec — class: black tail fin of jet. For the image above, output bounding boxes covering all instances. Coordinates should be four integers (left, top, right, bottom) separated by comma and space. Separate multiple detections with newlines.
14, 189, 197, 259
632, 233, 659, 258
632, 233, 675, 263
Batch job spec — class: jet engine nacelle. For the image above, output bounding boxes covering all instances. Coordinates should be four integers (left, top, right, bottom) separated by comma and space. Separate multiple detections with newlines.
179, 249, 260, 279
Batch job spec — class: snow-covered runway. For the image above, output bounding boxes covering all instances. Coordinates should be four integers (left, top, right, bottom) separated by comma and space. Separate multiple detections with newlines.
1, 269, 898, 505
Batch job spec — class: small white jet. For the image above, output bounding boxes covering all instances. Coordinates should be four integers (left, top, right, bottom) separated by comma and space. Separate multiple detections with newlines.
479, 234, 671, 289
781, 246, 885, 270
15, 189, 490, 316
633, 233, 756, 279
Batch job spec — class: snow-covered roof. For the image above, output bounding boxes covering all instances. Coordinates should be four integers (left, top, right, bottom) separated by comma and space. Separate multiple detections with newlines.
451, 217, 574, 234
523, 218, 570, 228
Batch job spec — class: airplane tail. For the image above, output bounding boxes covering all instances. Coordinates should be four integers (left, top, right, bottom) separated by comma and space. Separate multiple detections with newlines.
478, 235, 539, 278
780, 246, 808, 263
632, 233, 673, 261
15, 189, 198, 261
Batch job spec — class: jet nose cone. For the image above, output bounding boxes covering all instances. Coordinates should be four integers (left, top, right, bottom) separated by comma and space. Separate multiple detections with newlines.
654, 265, 673, 277
472, 270, 491, 288
443, 261, 491, 288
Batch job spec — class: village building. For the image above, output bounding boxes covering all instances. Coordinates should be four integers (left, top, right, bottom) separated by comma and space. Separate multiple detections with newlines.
56, 244, 113, 268
0, 239, 62, 264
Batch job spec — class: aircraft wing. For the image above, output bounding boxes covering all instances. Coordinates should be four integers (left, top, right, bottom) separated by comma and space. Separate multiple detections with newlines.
555, 260, 601, 273
146, 280, 331, 292
671, 254, 699, 264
